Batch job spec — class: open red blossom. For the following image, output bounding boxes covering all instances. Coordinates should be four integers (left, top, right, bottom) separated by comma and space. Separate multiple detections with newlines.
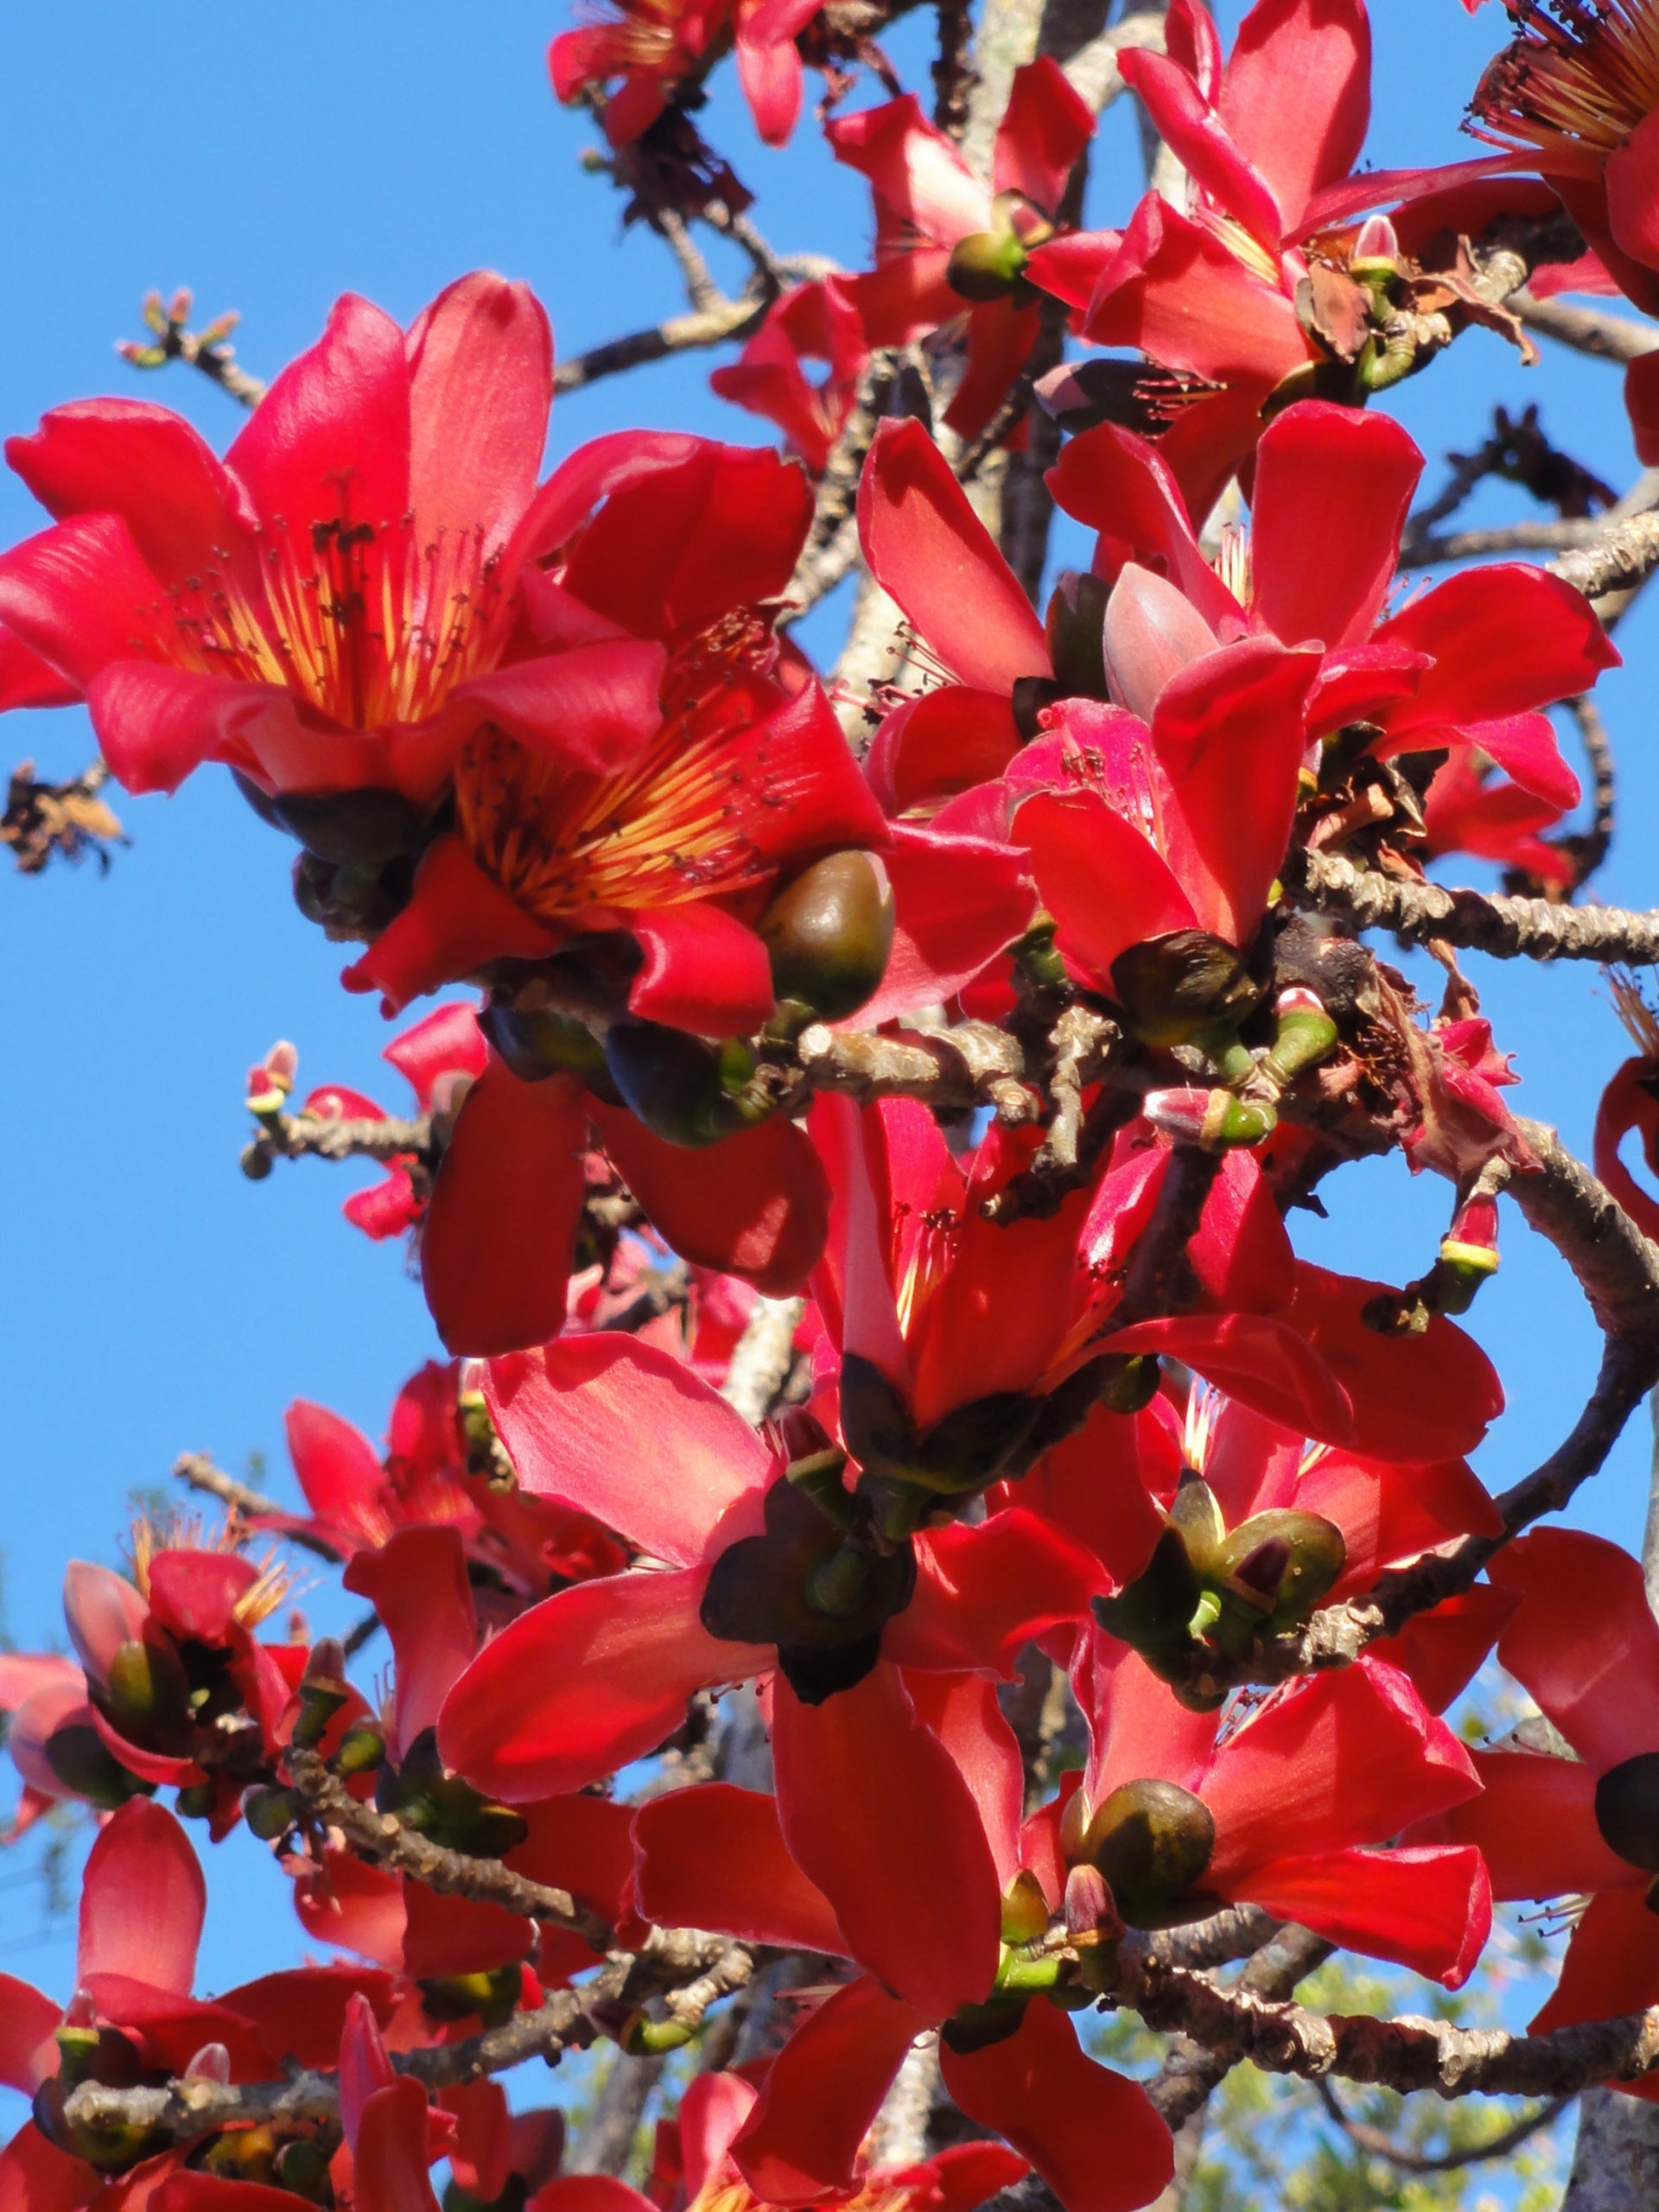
1420, 748, 1579, 890
632, 1714, 1173, 2212
0, 1802, 395, 2207
551, 0, 819, 149
0, 1653, 95, 1841
828, 62, 1093, 440
1025, 0, 1370, 513
0, 274, 563, 804
438, 1333, 1098, 2017
710, 280, 868, 474
263, 1360, 626, 1611
1065, 1637, 1491, 1984
1047, 399, 1615, 823
1593, 981, 1659, 1241
1430, 1529, 1659, 2064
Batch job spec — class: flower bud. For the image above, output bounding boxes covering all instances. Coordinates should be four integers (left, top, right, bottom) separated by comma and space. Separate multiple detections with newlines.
947, 227, 1031, 302
276, 2139, 335, 2205
336, 1722, 387, 1777
1063, 1861, 1124, 1948
1595, 1751, 1659, 1872
481, 1000, 611, 1090
419, 1964, 524, 2028
1071, 1777, 1217, 1929
1001, 1868, 1052, 1945
291, 1675, 351, 1752
1143, 1087, 1276, 1151
105, 1636, 191, 1744
266, 785, 427, 865
1215, 1509, 1346, 1634
1096, 1352, 1160, 1414
603, 1020, 771, 1148
42, 1722, 152, 1811
1044, 572, 1110, 702
1110, 931, 1262, 1046
244, 1785, 300, 1841
760, 850, 895, 1022
1434, 1192, 1501, 1315
175, 1779, 214, 1820
1261, 987, 1338, 1088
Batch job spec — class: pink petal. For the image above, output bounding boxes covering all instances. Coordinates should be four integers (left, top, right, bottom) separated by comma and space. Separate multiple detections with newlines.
344, 1526, 478, 1756
453, 639, 668, 776
405, 272, 554, 557
76, 1799, 204, 1997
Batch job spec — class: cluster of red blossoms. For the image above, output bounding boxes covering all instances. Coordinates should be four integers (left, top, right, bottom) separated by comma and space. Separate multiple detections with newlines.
14, 0, 1659, 2203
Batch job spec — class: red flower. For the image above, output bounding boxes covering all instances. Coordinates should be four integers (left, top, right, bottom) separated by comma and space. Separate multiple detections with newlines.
829, 63, 1093, 440
0, 1653, 95, 1840
1048, 399, 1616, 822
1035, 0, 1371, 513
710, 279, 868, 474
1420, 748, 1579, 890
0, 1802, 393, 2205
632, 1762, 1173, 2212
536, 2068, 1028, 2212
1593, 976, 1659, 1240
1433, 1529, 1659, 2052
437, 1333, 1098, 2017
550, 0, 818, 149
0, 274, 563, 804
1065, 1637, 1491, 1984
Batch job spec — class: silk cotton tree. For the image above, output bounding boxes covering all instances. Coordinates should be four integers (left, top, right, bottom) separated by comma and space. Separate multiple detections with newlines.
16, 0, 1659, 2208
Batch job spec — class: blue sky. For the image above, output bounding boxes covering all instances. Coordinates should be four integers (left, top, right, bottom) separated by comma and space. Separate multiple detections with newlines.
0, 0, 1655, 2138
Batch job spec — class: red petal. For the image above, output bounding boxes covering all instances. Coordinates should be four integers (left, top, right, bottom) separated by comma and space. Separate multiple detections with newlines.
736, 22, 804, 146
484, 1333, 772, 1567
1083, 196, 1308, 387
1284, 1262, 1503, 1462
1376, 564, 1618, 742
531, 2182, 654, 2212
159, 2179, 308, 2211
772, 1663, 1001, 2016
226, 294, 410, 539
1243, 1843, 1490, 1987
632, 1783, 848, 1953
1204, 1661, 1478, 1882
344, 1526, 477, 1754
6, 398, 256, 594
76, 1799, 203, 1996
0, 622, 78, 709
994, 60, 1093, 219
1017, 1402, 1171, 1586
866, 686, 1022, 814
1305, 641, 1432, 734
1530, 1882, 1659, 2035
292, 1851, 408, 1969
1489, 1529, 1659, 1770
1370, 1583, 1517, 1716
887, 1510, 1103, 1675
0, 513, 170, 690
352, 2078, 442, 2212
1249, 402, 1421, 648
732, 1977, 932, 2202
400, 1880, 531, 1979
1118, 47, 1286, 251
626, 903, 776, 1035
383, 1000, 488, 1108
1446, 1749, 1631, 1902
405, 272, 553, 557
860, 818, 1036, 1026
340, 834, 560, 1018
284, 1400, 384, 1542
221, 1963, 398, 2070
940, 1999, 1174, 2212
857, 419, 1050, 694
944, 301, 1041, 445
908, 2144, 1032, 2212
1014, 787, 1197, 988
0, 1974, 61, 2094
1629, 349, 1659, 466
419, 1060, 587, 1357
1078, 1633, 1228, 1807
592, 1103, 831, 1296
1217, 0, 1370, 226
1604, 105, 1659, 277
438, 1568, 767, 1800
453, 640, 667, 776
904, 1673, 1026, 1890
508, 1794, 639, 1923
828, 95, 988, 245
1108, 1310, 1356, 1447
90, 663, 343, 798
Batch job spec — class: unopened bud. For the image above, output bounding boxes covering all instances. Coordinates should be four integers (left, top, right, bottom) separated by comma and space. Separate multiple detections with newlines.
419, 1963, 524, 2028
1595, 1751, 1659, 1872
291, 1675, 350, 1751
1110, 930, 1262, 1046
947, 227, 1031, 302
603, 1021, 771, 1148
1143, 1087, 1276, 1151
1063, 1861, 1124, 1948
175, 1780, 214, 1820
1044, 571, 1109, 702
1071, 1777, 1216, 1929
266, 785, 426, 866
275, 2139, 334, 2204
1096, 1352, 1160, 1414
1216, 1510, 1345, 1628
759, 850, 895, 1023
1261, 987, 1338, 1088
335, 1722, 386, 1777
1000, 1869, 1051, 1945
244, 1786, 299, 1841
480, 1000, 611, 1090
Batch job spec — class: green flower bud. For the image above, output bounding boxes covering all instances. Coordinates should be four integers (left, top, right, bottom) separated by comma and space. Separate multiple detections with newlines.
603, 1020, 772, 1148
1096, 1353, 1161, 1415
291, 1675, 351, 1751
947, 227, 1032, 302
1167, 1475, 1226, 1576
760, 851, 896, 1022
1596, 1751, 1659, 1873
42, 1723, 152, 1811
1001, 1869, 1052, 1945
420, 1963, 524, 2028
245, 1785, 300, 1841
1261, 988, 1338, 1088
1216, 1509, 1345, 1630
274, 2138, 336, 2204
1071, 1777, 1217, 1929
335, 1722, 387, 1777
175, 1779, 214, 1820
105, 1637, 191, 1745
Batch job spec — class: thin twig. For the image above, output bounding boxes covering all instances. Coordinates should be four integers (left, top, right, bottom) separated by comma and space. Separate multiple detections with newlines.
554, 294, 768, 393
1514, 292, 1659, 365
172, 1452, 341, 1565
1313, 2078, 1570, 2173
1295, 851, 1659, 966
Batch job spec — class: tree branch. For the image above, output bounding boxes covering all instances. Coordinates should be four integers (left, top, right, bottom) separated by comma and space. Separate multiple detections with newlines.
1551, 509, 1659, 601
1514, 293, 1659, 365
1294, 849, 1659, 965
171, 1452, 341, 1565
1313, 2077, 1569, 2173
1148, 1925, 1333, 2130
553, 292, 768, 394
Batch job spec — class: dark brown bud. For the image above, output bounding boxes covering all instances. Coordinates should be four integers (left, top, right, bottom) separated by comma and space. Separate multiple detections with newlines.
1109, 930, 1263, 1047
603, 1021, 770, 1148
1596, 1751, 1659, 1873
1044, 571, 1109, 702
419, 1964, 525, 2028
42, 1722, 152, 1811
760, 850, 895, 1022
105, 1636, 191, 1745
947, 227, 1031, 302
1071, 1777, 1217, 1929
481, 1000, 612, 1090
269, 784, 427, 865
